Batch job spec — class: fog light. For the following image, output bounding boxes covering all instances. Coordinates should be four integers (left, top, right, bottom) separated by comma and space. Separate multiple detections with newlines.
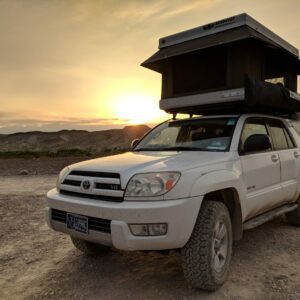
129, 224, 149, 236
129, 223, 168, 236
148, 223, 168, 236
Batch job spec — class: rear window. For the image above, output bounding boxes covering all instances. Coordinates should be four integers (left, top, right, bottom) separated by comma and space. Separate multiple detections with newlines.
291, 119, 300, 137
267, 119, 295, 150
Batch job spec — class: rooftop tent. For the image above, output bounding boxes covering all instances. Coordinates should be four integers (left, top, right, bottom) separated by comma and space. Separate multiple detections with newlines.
141, 13, 300, 115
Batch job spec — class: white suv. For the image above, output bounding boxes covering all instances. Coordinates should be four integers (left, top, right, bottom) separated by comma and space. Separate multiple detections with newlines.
46, 114, 300, 290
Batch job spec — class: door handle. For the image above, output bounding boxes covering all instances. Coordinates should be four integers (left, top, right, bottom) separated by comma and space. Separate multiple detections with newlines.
271, 154, 279, 162
294, 151, 300, 158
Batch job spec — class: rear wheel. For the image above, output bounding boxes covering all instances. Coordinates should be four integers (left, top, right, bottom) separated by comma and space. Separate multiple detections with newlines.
286, 199, 300, 226
70, 236, 110, 255
181, 201, 232, 291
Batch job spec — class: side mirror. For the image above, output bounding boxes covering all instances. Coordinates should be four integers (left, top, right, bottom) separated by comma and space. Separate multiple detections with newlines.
243, 134, 271, 154
131, 139, 140, 149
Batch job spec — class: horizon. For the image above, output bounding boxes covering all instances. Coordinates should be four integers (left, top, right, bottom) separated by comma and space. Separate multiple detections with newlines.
0, 122, 154, 135
1, 0, 300, 134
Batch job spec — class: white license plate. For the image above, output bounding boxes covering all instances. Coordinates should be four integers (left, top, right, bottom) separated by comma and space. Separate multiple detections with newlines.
66, 213, 88, 234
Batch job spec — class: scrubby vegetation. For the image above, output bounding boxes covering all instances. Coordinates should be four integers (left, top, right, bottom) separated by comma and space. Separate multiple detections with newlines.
0, 148, 128, 159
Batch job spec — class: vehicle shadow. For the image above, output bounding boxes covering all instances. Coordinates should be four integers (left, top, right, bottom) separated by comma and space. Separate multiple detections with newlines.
25, 218, 300, 300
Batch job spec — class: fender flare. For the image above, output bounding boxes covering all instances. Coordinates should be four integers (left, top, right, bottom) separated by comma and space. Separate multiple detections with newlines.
190, 169, 246, 222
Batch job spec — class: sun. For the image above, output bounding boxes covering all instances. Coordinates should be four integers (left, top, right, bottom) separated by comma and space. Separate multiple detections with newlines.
115, 94, 164, 124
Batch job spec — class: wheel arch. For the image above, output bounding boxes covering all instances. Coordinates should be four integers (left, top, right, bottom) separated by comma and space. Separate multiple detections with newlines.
202, 188, 243, 241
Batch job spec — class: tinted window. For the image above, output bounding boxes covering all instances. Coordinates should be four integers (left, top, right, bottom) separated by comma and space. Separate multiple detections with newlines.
267, 119, 288, 150
291, 120, 300, 136
283, 127, 295, 148
240, 118, 269, 153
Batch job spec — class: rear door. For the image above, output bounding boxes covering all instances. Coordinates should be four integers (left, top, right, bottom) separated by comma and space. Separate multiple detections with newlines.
266, 118, 300, 202
239, 117, 283, 219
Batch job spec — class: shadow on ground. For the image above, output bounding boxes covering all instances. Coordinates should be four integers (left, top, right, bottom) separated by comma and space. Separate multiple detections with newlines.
1, 176, 300, 300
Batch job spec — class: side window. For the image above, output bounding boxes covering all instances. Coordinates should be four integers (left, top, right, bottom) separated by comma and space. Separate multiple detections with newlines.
291, 120, 300, 137
240, 118, 270, 153
267, 119, 290, 150
283, 127, 295, 148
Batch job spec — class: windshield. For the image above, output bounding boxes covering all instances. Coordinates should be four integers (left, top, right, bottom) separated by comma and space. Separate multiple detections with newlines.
134, 117, 238, 152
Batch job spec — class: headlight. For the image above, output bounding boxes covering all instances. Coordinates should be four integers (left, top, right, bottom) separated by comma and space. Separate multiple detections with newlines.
125, 172, 180, 197
56, 167, 70, 189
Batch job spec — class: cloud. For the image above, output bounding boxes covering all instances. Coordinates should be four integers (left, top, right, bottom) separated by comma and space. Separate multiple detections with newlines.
0, 0, 223, 105
159, 0, 222, 19
0, 0, 300, 134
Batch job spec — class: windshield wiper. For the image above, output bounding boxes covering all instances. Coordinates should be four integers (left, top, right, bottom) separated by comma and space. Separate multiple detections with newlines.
134, 146, 202, 151
133, 148, 167, 151
161, 146, 202, 151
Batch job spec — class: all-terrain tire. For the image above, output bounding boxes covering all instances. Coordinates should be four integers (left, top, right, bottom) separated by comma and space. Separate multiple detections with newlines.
286, 199, 300, 226
70, 236, 110, 255
181, 201, 232, 291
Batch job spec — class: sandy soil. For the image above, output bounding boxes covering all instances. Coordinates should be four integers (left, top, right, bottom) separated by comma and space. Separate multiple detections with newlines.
0, 157, 97, 176
1, 173, 300, 299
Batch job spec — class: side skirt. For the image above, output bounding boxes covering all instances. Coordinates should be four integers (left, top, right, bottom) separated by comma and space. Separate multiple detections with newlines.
243, 204, 298, 230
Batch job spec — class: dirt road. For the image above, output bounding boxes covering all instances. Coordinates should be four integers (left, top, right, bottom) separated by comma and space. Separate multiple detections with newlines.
1, 175, 300, 300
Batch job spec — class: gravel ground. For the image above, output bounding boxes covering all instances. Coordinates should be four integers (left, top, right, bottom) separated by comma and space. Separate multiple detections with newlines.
1, 159, 300, 299
0, 156, 98, 176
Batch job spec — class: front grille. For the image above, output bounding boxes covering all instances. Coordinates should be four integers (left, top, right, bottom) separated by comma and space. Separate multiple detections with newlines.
94, 183, 121, 190
62, 180, 122, 191
69, 170, 120, 179
51, 209, 111, 234
60, 189, 123, 202
51, 209, 66, 223
62, 179, 81, 187
89, 217, 111, 233
60, 170, 124, 202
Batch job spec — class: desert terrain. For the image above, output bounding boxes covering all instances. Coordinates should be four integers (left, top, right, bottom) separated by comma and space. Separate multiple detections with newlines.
0, 125, 150, 154
1, 157, 300, 300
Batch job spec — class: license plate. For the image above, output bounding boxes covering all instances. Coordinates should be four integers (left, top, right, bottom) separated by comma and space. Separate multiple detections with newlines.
66, 213, 88, 234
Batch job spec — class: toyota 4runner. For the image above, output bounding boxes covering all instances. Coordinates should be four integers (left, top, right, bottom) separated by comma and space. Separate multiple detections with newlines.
45, 113, 300, 291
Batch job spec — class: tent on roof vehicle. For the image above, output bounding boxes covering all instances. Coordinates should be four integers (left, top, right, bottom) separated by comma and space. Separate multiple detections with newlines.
142, 13, 300, 116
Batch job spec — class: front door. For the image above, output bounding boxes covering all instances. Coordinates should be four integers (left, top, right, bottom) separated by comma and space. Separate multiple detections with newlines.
239, 117, 282, 219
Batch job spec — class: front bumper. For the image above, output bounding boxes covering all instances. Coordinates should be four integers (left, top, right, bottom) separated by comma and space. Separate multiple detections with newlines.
46, 188, 203, 251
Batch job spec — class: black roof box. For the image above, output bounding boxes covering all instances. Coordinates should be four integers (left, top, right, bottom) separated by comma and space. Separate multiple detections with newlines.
142, 13, 300, 115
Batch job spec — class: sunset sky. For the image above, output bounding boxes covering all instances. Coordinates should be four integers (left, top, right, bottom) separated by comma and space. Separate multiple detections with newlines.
1, 0, 300, 133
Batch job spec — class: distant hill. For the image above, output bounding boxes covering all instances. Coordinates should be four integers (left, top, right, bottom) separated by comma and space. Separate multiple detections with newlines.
0, 125, 151, 154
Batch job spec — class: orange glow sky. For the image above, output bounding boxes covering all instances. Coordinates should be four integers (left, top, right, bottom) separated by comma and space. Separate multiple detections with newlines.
1, 0, 300, 133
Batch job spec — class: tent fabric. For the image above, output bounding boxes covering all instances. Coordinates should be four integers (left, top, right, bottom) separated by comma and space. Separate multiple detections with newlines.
141, 26, 280, 72
244, 77, 294, 113
160, 78, 300, 116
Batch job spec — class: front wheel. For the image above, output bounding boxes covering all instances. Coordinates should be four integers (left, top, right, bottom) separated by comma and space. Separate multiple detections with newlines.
181, 201, 232, 291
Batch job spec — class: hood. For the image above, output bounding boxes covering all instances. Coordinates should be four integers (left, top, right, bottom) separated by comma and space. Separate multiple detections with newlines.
69, 151, 233, 184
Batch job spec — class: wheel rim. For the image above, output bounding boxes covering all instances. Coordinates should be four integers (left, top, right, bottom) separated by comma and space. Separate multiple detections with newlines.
212, 220, 228, 273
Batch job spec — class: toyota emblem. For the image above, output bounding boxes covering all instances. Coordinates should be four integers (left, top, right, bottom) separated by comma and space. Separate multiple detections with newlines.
82, 180, 91, 190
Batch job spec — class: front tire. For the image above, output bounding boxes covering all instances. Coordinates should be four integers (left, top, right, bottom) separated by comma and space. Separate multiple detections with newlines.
70, 236, 110, 255
181, 201, 232, 291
